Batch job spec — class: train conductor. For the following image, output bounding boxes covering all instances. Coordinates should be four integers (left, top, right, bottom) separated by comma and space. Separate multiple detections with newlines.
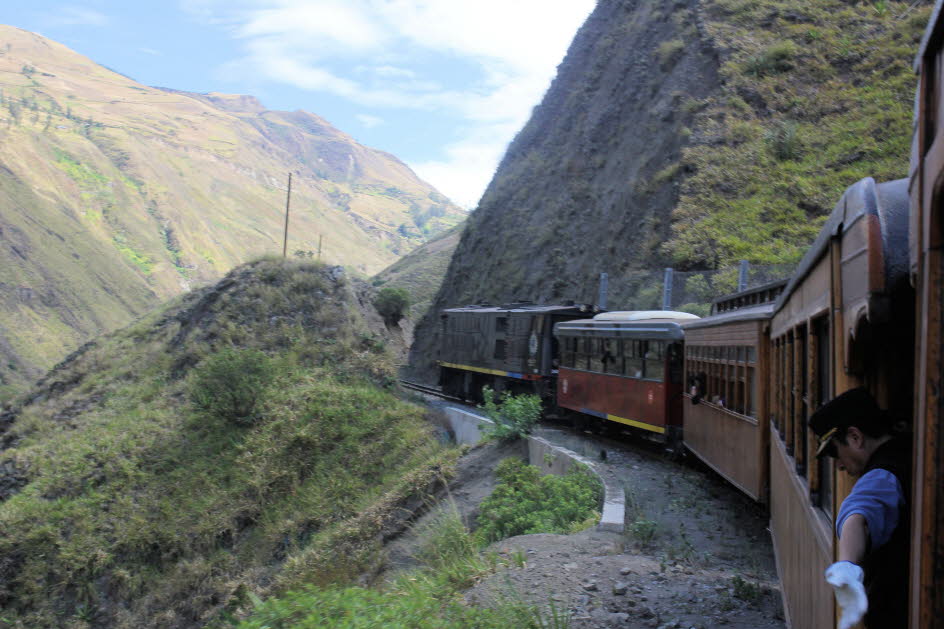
810, 387, 911, 629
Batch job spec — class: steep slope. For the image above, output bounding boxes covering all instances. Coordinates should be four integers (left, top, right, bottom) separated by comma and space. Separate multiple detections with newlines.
372, 222, 464, 319
0, 258, 456, 628
408, 0, 930, 380
0, 25, 464, 400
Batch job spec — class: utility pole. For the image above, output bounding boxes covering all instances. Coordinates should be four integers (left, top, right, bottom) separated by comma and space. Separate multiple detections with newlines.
282, 172, 292, 258
318, 234, 323, 261
662, 268, 674, 310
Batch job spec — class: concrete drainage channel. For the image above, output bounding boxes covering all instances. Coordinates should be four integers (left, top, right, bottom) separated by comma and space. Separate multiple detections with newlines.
440, 406, 625, 534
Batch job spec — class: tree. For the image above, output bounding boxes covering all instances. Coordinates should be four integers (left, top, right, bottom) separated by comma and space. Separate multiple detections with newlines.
373, 286, 410, 325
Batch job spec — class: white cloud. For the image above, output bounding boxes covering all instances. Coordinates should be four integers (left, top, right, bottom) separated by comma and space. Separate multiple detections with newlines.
190, 0, 595, 206
356, 113, 384, 129
412, 121, 520, 209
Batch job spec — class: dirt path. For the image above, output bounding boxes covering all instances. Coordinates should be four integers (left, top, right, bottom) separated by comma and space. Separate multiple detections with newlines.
379, 416, 785, 628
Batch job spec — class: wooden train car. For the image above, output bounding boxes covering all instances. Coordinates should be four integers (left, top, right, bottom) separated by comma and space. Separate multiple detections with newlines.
438, 302, 594, 401
909, 3, 944, 625
553, 311, 695, 443
681, 280, 786, 503
767, 176, 913, 628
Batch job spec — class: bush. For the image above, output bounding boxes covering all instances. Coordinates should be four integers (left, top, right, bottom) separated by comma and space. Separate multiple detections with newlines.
656, 39, 684, 69
476, 458, 602, 543
374, 286, 411, 325
480, 387, 543, 441
188, 347, 273, 426
764, 120, 802, 160
743, 41, 796, 77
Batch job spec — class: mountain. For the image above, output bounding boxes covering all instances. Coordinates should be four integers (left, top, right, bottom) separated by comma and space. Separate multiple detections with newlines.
408, 0, 931, 380
0, 25, 464, 401
0, 258, 456, 627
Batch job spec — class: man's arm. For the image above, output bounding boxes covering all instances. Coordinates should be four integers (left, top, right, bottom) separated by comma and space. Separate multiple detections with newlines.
838, 513, 869, 564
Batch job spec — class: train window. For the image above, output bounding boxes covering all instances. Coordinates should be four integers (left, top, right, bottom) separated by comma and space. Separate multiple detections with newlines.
495, 317, 507, 333
645, 341, 664, 382
603, 339, 622, 375
589, 338, 605, 373
494, 339, 506, 360
797, 324, 809, 477
560, 337, 576, 368
625, 340, 644, 378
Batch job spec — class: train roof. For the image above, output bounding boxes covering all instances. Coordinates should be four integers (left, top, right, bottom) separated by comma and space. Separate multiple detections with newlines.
591, 310, 699, 322
554, 311, 696, 340
682, 279, 787, 330
773, 177, 910, 316
441, 302, 596, 315
682, 303, 776, 330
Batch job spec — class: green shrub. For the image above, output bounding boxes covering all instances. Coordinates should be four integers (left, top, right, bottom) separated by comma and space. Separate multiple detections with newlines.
480, 387, 543, 441
188, 347, 273, 426
743, 41, 796, 77
764, 120, 802, 161
656, 39, 684, 69
475, 458, 602, 543
630, 517, 659, 545
374, 286, 411, 325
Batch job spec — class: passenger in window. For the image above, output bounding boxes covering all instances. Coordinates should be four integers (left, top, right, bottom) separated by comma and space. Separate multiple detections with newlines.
810, 387, 910, 629
689, 372, 706, 404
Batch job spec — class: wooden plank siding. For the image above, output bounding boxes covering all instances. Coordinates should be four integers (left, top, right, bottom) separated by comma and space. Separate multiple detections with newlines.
910, 10, 944, 625
770, 431, 835, 629
683, 319, 769, 502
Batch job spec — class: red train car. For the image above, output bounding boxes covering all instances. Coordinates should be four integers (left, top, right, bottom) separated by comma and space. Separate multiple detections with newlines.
553, 311, 696, 444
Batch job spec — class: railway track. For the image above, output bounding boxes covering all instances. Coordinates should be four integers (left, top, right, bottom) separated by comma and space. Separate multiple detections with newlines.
399, 379, 464, 402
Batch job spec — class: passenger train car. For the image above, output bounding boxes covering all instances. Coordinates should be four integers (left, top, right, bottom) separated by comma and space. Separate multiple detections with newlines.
764, 177, 912, 628
681, 280, 785, 503
554, 311, 695, 444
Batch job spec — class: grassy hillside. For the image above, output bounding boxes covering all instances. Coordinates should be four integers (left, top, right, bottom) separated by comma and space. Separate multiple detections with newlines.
668, 0, 930, 266
0, 259, 457, 628
0, 25, 465, 400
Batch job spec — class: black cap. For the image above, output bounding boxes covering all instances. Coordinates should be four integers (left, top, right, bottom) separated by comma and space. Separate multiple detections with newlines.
808, 387, 889, 457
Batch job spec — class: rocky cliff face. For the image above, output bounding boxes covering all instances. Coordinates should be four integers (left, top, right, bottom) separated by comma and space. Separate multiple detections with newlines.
409, 0, 721, 378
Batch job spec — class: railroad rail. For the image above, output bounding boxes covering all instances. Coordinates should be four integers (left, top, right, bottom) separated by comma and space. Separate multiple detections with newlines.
399, 379, 464, 402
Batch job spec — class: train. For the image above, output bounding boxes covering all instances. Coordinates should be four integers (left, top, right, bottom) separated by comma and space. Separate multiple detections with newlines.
433, 2, 944, 626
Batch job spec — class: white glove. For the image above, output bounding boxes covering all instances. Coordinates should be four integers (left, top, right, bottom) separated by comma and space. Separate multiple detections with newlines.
825, 561, 867, 629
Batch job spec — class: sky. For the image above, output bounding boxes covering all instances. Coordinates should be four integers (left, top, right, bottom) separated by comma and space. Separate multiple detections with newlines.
0, 1, 596, 208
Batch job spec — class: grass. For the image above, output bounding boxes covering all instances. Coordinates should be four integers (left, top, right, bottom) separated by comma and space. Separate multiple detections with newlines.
665, 0, 933, 268
236, 456, 597, 629
0, 259, 458, 627
237, 508, 568, 629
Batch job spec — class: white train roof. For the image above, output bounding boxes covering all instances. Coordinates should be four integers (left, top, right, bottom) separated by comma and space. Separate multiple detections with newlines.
592, 310, 700, 321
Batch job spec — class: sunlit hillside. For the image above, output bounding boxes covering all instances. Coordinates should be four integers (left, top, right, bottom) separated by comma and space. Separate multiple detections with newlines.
0, 25, 465, 399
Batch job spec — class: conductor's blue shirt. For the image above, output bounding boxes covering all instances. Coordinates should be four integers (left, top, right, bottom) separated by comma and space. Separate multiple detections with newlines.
836, 469, 904, 550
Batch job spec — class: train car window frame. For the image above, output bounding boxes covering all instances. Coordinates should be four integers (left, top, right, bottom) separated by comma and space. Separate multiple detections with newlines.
683, 343, 757, 418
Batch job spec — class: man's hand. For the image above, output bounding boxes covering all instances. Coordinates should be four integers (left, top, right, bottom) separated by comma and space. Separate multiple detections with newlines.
825, 561, 867, 629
